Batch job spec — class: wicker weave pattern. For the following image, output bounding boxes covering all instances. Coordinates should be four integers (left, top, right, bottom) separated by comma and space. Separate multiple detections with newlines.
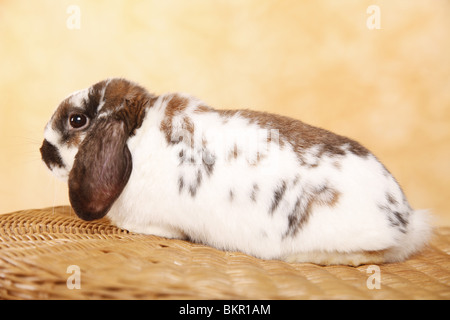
1, 206, 449, 299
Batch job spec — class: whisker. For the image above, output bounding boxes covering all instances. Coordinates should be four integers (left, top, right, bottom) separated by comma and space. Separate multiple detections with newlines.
8, 134, 42, 147
52, 178, 55, 215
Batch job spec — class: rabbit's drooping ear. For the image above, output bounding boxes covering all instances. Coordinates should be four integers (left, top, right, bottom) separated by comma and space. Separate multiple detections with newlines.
68, 118, 132, 221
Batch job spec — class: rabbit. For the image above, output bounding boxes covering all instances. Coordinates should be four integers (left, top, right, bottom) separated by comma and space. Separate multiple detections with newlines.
40, 78, 432, 266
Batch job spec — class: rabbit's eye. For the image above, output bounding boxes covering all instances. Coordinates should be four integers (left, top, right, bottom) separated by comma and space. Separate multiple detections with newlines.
69, 113, 89, 129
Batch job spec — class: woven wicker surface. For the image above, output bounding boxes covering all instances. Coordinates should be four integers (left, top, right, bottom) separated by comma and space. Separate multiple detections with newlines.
0, 206, 449, 300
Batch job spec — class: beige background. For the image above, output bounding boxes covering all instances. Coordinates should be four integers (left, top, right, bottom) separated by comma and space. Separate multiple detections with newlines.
0, 0, 449, 226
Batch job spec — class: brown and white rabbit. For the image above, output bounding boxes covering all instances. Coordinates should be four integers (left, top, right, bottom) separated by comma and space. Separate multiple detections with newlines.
40, 78, 432, 266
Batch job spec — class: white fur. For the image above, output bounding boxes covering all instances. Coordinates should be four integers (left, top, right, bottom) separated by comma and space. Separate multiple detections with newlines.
109, 94, 431, 263
44, 86, 432, 266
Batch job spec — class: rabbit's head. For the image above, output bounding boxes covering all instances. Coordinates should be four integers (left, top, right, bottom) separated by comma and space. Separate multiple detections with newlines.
40, 78, 154, 220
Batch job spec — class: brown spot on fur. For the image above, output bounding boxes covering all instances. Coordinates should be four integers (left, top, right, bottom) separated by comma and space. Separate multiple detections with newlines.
102, 80, 155, 135
227, 143, 240, 161
328, 189, 341, 207
379, 199, 408, 234
160, 94, 191, 145
333, 161, 342, 170
313, 185, 341, 207
202, 149, 215, 176
181, 116, 195, 146
102, 79, 132, 111
295, 197, 316, 234
250, 183, 259, 202
229, 190, 234, 202
178, 176, 184, 193
178, 170, 203, 198
270, 180, 287, 214
183, 116, 194, 134
178, 149, 185, 164
194, 105, 212, 113
387, 193, 398, 206
284, 185, 341, 238
249, 151, 267, 166
285, 198, 302, 238
189, 185, 197, 197
217, 109, 370, 164
196, 170, 202, 186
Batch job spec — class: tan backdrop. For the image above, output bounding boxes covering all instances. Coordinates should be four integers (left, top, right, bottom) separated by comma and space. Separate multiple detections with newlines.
0, 0, 449, 226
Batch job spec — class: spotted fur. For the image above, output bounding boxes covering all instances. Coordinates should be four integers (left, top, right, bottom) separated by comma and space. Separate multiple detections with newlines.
40, 78, 432, 266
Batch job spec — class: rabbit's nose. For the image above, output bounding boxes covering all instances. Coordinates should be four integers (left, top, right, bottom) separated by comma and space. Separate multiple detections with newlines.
40, 139, 65, 170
